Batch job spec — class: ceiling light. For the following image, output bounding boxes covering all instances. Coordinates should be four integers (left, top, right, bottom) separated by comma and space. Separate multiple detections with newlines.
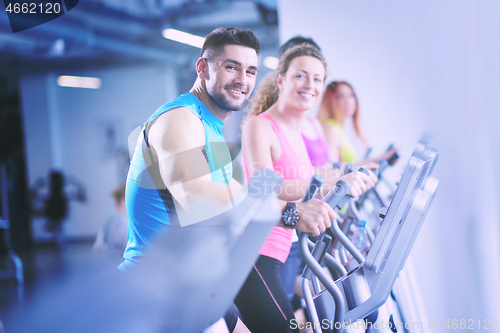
264, 56, 278, 70
162, 28, 205, 48
57, 75, 102, 89
48, 38, 65, 57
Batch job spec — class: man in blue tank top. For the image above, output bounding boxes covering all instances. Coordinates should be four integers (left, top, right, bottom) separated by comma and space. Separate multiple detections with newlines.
121, 28, 260, 269
120, 27, 261, 333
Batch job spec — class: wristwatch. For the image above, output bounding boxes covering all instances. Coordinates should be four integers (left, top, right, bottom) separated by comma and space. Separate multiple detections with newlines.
282, 202, 299, 227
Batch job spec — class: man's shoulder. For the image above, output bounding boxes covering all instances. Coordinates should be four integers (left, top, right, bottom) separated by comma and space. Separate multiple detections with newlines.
151, 93, 204, 125
148, 106, 206, 155
147, 93, 207, 152
154, 93, 202, 119
152, 106, 203, 131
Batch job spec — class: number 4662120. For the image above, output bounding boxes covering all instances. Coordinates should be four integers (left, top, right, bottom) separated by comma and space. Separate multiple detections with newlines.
5, 2, 62, 14
444, 319, 498, 330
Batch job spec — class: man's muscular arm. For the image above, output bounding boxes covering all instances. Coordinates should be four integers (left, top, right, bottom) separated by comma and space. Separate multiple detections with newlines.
147, 107, 243, 209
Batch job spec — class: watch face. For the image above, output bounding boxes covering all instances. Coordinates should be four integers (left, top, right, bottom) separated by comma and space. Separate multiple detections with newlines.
283, 205, 299, 227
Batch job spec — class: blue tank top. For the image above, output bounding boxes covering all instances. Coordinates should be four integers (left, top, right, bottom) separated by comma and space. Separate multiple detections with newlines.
120, 93, 233, 268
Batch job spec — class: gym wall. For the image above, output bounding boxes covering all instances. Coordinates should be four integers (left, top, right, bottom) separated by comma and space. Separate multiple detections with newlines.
20, 64, 178, 240
278, 0, 500, 326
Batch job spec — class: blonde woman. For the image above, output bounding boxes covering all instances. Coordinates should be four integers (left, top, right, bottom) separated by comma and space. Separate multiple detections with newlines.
234, 44, 377, 333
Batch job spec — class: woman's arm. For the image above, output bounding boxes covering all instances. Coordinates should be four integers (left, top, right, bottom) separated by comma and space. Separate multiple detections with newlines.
242, 116, 336, 235
354, 147, 399, 167
242, 116, 315, 202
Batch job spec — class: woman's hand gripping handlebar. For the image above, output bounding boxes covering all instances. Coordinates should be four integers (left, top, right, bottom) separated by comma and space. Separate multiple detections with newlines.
291, 165, 378, 237
322, 164, 378, 199
293, 175, 337, 237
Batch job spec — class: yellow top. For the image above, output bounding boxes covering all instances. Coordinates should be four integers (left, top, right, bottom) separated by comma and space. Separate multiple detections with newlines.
325, 118, 358, 163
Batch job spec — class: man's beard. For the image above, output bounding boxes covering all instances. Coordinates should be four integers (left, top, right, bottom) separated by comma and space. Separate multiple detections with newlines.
208, 85, 247, 112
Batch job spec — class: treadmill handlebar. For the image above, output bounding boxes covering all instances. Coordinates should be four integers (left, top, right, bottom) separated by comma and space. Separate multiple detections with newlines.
344, 163, 355, 175
324, 180, 350, 210
299, 232, 346, 332
388, 153, 399, 166
302, 235, 331, 281
376, 159, 389, 176
302, 174, 324, 202
323, 166, 369, 209
358, 167, 370, 176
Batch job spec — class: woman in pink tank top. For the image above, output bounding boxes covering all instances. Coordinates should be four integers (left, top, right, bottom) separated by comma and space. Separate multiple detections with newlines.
301, 115, 332, 168
235, 44, 377, 333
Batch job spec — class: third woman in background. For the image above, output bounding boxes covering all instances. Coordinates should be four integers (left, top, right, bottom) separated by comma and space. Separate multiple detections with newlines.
317, 81, 398, 165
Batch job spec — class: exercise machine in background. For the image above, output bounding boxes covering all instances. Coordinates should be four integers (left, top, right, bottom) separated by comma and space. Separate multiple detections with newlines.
300, 139, 439, 333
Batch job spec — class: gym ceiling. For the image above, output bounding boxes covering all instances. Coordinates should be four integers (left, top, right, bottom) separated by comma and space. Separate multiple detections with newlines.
0, 0, 279, 76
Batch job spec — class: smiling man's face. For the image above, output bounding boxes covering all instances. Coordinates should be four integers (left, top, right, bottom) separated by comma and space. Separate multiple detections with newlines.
204, 44, 259, 112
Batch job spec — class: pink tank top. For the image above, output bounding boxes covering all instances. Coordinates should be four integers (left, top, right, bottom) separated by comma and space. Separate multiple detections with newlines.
301, 117, 330, 168
245, 113, 314, 263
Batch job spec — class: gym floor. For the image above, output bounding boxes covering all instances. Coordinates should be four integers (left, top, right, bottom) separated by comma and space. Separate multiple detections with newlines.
0, 241, 95, 322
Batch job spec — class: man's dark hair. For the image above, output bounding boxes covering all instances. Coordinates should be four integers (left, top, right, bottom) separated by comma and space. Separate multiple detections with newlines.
279, 36, 321, 57
201, 27, 260, 61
